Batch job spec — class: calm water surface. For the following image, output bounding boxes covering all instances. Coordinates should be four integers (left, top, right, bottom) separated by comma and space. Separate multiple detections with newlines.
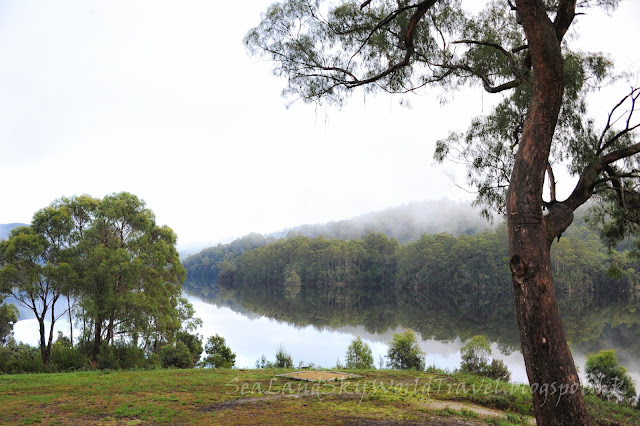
9, 285, 640, 388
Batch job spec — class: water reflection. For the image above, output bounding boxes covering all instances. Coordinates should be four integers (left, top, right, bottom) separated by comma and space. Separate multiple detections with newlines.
184, 279, 640, 385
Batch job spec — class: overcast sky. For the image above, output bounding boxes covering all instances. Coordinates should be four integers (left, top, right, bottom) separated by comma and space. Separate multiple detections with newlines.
1, 1, 638, 251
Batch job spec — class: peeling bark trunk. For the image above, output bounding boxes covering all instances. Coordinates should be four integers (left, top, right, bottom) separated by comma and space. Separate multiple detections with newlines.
509, 0, 590, 424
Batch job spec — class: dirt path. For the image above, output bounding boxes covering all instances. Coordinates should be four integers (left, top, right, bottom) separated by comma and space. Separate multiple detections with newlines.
422, 400, 536, 424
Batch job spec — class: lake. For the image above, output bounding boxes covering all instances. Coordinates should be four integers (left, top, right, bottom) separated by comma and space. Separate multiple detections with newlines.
8, 281, 640, 388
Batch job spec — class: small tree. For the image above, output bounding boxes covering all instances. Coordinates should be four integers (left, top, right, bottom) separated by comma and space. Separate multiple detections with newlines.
460, 335, 492, 375
345, 337, 374, 370
204, 334, 236, 368
459, 335, 511, 381
386, 330, 425, 371
256, 354, 270, 369
274, 344, 293, 368
586, 350, 637, 403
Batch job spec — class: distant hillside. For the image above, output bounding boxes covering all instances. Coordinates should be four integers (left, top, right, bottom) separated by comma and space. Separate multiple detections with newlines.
270, 199, 491, 243
0, 223, 27, 240
184, 200, 493, 283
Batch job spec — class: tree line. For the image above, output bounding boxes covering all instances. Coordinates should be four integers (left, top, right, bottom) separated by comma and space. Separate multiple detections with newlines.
184, 217, 639, 295
0, 193, 198, 371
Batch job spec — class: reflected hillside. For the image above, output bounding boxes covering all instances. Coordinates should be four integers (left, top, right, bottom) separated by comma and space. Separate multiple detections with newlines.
184, 279, 640, 365
184, 209, 640, 368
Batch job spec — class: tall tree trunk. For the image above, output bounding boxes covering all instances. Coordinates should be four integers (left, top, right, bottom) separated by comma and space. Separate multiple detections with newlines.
46, 296, 58, 366
37, 314, 49, 367
67, 294, 74, 347
92, 317, 102, 367
510, 0, 590, 423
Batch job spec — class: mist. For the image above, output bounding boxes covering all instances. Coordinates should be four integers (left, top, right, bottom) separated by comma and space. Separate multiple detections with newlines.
271, 199, 495, 244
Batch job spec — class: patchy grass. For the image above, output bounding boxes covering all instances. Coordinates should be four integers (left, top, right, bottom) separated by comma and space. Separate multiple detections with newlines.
0, 369, 637, 424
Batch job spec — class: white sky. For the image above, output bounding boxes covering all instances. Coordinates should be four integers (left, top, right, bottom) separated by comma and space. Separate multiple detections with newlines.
0, 1, 638, 252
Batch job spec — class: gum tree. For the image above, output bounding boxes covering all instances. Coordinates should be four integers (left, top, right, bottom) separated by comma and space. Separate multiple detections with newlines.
0, 205, 76, 366
1, 193, 188, 366
245, 1, 639, 423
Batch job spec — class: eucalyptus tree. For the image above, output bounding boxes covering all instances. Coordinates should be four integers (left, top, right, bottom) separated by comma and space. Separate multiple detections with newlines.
245, 0, 639, 423
75, 192, 186, 361
0, 204, 75, 366
1, 193, 188, 366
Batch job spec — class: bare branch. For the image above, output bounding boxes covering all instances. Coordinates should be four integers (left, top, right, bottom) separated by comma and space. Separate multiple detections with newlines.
598, 87, 640, 154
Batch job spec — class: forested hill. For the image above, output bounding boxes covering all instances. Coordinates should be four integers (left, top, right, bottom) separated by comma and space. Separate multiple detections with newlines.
270, 200, 490, 243
0, 223, 27, 240
182, 200, 489, 284
183, 203, 639, 296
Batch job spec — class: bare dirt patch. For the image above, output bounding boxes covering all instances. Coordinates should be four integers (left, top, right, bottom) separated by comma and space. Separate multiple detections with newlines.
423, 400, 535, 424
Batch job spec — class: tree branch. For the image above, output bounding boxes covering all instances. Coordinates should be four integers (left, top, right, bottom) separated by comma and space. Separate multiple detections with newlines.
603, 164, 627, 212
436, 62, 522, 93
554, 0, 577, 42
546, 162, 557, 203
565, 141, 640, 211
598, 87, 640, 155
402, 1, 438, 50
599, 142, 640, 167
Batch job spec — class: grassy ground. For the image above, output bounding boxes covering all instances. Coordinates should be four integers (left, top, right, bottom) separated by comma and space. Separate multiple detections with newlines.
1, 368, 638, 425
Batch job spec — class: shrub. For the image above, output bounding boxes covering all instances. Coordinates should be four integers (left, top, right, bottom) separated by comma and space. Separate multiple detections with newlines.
96, 343, 118, 370
484, 359, 511, 381
204, 334, 236, 368
586, 350, 637, 403
159, 341, 193, 369
49, 339, 88, 372
345, 337, 374, 369
386, 330, 425, 370
0, 339, 44, 374
177, 331, 203, 366
111, 341, 146, 370
254, 345, 293, 369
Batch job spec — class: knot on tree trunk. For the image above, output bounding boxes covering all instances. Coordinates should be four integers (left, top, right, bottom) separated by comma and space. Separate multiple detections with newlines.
544, 203, 574, 246
510, 254, 544, 292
